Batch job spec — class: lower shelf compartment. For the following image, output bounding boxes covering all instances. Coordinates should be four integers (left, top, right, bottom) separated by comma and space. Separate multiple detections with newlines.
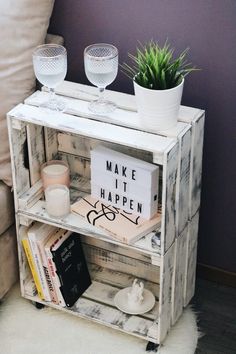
23, 266, 159, 343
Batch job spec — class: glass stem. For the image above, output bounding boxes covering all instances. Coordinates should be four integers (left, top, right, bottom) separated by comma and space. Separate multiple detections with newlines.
49, 88, 55, 101
98, 87, 105, 102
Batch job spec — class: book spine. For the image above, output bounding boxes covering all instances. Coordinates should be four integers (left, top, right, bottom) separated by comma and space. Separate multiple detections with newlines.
45, 246, 66, 307
22, 238, 44, 300
37, 242, 59, 304
28, 237, 51, 302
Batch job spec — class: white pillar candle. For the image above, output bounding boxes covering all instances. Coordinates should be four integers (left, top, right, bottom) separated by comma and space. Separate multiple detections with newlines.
45, 184, 70, 218
41, 160, 70, 190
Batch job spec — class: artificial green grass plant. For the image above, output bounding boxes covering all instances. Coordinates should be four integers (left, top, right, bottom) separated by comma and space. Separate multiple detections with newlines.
121, 40, 197, 90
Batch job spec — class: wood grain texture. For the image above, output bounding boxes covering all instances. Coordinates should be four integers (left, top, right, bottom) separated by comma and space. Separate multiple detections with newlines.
184, 211, 200, 306
44, 127, 58, 161
161, 142, 179, 252
26, 124, 45, 185
18, 180, 43, 210
45, 81, 203, 125
88, 264, 160, 297
12, 102, 174, 162
7, 116, 30, 210
171, 227, 188, 324
83, 243, 160, 284
189, 114, 205, 218
176, 128, 192, 235
158, 242, 175, 343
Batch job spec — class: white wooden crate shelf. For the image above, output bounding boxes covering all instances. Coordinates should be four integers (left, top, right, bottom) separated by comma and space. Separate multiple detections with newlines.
7, 81, 204, 346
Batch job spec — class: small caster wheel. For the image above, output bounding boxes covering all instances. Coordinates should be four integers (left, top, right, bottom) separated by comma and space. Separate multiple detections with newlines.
32, 301, 45, 309
146, 341, 159, 352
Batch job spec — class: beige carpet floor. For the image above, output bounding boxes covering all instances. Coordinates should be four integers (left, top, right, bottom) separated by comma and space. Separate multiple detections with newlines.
0, 284, 199, 354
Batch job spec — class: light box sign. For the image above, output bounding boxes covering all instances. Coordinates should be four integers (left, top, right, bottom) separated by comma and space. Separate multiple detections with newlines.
90, 146, 159, 219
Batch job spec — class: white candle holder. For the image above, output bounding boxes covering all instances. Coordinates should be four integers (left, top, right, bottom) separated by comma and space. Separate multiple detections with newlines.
45, 184, 70, 219
41, 160, 70, 190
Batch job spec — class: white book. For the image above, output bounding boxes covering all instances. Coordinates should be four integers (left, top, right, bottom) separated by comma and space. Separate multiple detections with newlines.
27, 222, 57, 301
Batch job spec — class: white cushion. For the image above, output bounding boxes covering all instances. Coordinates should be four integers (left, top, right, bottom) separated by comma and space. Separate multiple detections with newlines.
0, 0, 55, 186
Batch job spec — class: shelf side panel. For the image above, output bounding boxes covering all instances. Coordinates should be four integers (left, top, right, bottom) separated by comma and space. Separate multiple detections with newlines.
7, 117, 30, 209
176, 128, 192, 235
184, 211, 200, 306
161, 142, 179, 252
158, 242, 175, 343
171, 227, 188, 325
189, 114, 205, 218
26, 123, 45, 185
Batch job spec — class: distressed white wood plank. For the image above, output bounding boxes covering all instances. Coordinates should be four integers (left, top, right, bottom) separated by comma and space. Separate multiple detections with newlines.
47, 81, 204, 125
184, 211, 200, 306
171, 227, 188, 324
83, 243, 160, 284
88, 264, 160, 296
11, 118, 26, 130
70, 175, 91, 194
161, 142, 179, 252
24, 293, 156, 342
18, 215, 34, 227
128, 230, 161, 262
83, 281, 159, 321
189, 114, 205, 218
81, 235, 152, 264
44, 81, 137, 111
18, 199, 162, 258
29, 90, 190, 139
176, 128, 192, 235
16, 223, 29, 295
7, 116, 30, 210
158, 242, 175, 343
26, 123, 45, 185
8, 103, 174, 164
18, 180, 43, 210
59, 152, 91, 180
74, 298, 155, 339
178, 105, 204, 124
57, 131, 153, 163
44, 127, 58, 161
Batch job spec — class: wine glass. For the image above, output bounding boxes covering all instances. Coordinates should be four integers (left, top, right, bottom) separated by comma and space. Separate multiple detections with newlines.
32, 44, 67, 111
84, 43, 118, 114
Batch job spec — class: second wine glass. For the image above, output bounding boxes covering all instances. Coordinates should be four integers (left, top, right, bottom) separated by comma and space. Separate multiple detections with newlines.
84, 43, 118, 114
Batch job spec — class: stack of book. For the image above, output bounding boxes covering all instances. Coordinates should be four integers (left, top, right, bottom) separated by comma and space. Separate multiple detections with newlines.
22, 223, 91, 307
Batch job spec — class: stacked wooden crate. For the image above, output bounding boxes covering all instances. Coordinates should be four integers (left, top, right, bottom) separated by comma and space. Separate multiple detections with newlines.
7, 81, 204, 346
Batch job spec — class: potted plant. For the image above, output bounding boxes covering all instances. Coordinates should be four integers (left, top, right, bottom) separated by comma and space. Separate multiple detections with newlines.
121, 40, 197, 131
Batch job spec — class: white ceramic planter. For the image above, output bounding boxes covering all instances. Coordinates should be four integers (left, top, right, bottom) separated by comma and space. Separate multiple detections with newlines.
134, 78, 184, 132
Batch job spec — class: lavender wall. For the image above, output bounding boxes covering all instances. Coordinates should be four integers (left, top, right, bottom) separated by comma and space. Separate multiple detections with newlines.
49, 0, 236, 272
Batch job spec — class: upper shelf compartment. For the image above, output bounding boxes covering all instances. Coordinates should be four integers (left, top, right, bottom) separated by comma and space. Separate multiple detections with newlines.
8, 100, 175, 166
